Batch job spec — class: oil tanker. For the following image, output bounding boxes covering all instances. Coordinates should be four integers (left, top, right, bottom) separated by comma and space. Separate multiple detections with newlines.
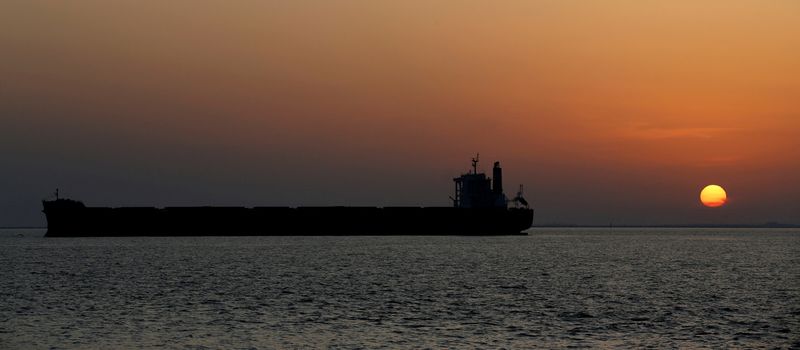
43, 157, 533, 236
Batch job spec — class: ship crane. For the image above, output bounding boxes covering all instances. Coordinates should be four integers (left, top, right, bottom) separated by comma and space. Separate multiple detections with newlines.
512, 184, 529, 208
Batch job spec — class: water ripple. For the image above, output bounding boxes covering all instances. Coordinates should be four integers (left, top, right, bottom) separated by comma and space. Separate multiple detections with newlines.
1, 228, 798, 348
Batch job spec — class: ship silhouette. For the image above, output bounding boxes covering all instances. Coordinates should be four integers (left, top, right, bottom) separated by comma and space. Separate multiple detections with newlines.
43, 156, 533, 236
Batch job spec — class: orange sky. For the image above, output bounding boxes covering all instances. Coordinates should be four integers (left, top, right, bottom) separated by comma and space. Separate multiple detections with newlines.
1, 1, 798, 225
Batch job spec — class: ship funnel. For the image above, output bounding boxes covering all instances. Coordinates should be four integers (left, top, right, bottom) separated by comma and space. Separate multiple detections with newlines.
492, 162, 503, 195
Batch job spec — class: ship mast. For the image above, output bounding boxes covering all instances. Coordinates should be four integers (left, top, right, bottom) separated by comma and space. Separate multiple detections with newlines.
471, 153, 479, 174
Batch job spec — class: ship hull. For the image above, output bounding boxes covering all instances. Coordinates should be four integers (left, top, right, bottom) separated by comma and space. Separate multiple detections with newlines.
43, 203, 533, 237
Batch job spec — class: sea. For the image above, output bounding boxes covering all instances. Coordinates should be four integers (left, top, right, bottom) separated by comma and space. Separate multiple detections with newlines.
1, 228, 798, 349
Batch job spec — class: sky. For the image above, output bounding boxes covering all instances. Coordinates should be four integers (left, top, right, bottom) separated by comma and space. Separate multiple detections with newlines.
1, 1, 799, 226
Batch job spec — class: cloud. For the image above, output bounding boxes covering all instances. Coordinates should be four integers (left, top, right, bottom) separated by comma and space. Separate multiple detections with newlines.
618, 124, 736, 140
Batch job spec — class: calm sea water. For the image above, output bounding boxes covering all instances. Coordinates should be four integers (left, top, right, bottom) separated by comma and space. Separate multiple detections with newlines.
1, 228, 798, 349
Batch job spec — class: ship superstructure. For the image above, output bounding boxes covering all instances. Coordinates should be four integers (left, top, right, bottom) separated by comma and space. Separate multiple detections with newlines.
453, 155, 510, 209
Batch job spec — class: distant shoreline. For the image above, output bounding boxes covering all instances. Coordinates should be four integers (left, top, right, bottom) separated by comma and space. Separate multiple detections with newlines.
532, 224, 800, 229
2, 225, 798, 230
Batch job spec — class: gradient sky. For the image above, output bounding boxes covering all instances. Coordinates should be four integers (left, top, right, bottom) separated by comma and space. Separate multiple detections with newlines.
2, 1, 798, 226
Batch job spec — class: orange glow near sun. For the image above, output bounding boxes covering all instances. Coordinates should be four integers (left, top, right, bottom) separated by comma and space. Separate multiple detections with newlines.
700, 185, 727, 207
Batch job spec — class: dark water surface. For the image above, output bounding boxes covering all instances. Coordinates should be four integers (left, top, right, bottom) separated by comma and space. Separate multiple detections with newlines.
2, 228, 798, 349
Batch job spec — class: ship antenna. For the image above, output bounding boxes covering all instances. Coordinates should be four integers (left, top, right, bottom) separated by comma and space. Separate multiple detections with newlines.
472, 153, 479, 174
55, 188, 59, 200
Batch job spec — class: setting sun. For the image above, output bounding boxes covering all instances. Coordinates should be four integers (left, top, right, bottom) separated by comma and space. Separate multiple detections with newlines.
700, 185, 727, 208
